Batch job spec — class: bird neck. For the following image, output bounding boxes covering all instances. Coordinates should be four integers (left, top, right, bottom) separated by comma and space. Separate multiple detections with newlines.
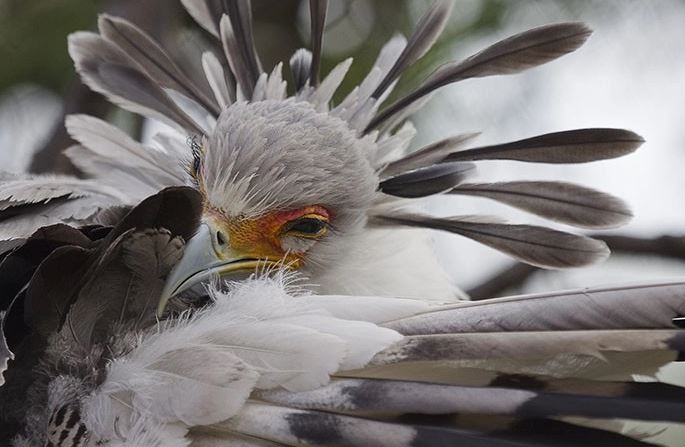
307, 227, 465, 301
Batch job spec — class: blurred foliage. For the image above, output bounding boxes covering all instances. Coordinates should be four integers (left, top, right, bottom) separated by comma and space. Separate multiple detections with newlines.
0, 0, 102, 93
0, 0, 508, 100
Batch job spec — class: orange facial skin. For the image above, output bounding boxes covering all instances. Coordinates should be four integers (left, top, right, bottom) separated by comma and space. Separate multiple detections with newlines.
204, 205, 330, 269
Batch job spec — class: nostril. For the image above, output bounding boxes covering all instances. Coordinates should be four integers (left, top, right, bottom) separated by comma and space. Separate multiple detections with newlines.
216, 231, 226, 246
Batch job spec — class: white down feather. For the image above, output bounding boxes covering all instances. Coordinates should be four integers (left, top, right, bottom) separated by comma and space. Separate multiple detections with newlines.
82, 273, 402, 445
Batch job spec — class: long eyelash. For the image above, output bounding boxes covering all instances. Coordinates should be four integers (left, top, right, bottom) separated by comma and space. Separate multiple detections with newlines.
187, 135, 203, 184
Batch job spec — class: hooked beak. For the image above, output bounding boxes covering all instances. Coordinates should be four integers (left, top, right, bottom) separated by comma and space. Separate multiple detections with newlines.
157, 223, 281, 316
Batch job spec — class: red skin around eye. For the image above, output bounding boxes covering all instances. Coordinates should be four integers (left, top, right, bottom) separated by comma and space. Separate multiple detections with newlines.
207, 205, 331, 260
271, 205, 330, 224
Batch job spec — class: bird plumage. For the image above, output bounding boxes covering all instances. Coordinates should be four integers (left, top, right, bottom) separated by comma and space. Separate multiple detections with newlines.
0, 1, 682, 446
1, 191, 683, 445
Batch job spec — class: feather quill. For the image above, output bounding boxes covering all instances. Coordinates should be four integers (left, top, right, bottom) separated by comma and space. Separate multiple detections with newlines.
371, 329, 685, 365
202, 51, 234, 109
220, 14, 255, 99
307, 58, 353, 110
384, 281, 685, 335
181, 0, 219, 37
224, 0, 263, 87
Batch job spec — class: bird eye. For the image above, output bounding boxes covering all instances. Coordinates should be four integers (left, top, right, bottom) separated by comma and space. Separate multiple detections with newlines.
216, 230, 227, 246
285, 217, 328, 237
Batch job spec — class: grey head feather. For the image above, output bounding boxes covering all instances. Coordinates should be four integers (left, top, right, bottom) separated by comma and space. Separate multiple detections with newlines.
202, 99, 378, 229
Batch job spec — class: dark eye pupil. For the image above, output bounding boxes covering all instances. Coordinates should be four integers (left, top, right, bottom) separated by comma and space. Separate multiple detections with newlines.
216, 231, 226, 245
289, 219, 325, 234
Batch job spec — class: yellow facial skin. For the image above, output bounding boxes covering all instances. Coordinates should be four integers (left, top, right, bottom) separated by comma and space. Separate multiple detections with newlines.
204, 204, 331, 271
158, 204, 331, 315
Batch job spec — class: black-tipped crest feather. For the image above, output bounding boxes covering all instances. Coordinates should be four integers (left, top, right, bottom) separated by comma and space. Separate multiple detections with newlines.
445, 128, 644, 163
379, 162, 475, 198
451, 181, 633, 229
374, 212, 609, 269
368, 23, 592, 130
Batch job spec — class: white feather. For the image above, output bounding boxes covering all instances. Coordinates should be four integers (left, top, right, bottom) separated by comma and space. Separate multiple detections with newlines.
251, 72, 268, 102
0, 173, 125, 240
0, 172, 123, 204
84, 274, 402, 442
303, 58, 353, 111
337, 35, 407, 114
180, 0, 218, 37
265, 63, 287, 101
65, 145, 162, 200
274, 314, 401, 370
202, 51, 232, 109
83, 324, 259, 434
374, 121, 417, 167
296, 295, 434, 324
106, 417, 190, 447
65, 114, 188, 197
163, 88, 216, 133
311, 226, 464, 301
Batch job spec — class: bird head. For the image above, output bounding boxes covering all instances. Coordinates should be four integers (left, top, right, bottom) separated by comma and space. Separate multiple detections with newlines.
161, 99, 379, 306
